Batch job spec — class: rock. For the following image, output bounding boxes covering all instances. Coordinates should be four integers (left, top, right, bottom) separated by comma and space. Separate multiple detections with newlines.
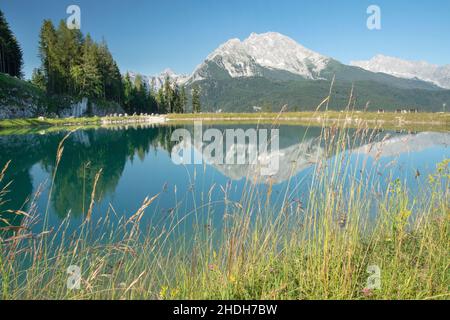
59, 97, 88, 118
0, 104, 36, 119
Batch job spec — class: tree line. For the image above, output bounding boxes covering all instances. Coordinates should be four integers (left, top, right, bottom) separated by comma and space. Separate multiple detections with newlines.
0, 10, 23, 78
1, 10, 202, 115
123, 73, 202, 114
32, 18, 201, 114
33, 19, 123, 104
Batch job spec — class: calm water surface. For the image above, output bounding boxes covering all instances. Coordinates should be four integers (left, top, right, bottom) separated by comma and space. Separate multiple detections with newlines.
0, 124, 448, 238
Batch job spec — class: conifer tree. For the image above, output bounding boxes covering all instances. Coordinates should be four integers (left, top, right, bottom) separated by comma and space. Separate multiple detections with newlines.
179, 86, 187, 114
38, 20, 58, 94
123, 72, 134, 111
0, 10, 23, 78
163, 76, 173, 113
79, 34, 102, 98
37, 19, 123, 103
192, 85, 201, 113
31, 68, 46, 91
156, 87, 166, 113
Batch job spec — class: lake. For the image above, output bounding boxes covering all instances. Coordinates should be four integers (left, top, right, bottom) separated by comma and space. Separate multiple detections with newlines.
0, 123, 449, 240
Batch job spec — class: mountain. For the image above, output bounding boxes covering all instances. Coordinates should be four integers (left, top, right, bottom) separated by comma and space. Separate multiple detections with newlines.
351, 55, 450, 89
148, 69, 189, 91
132, 32, 450, 112
188, 32, 331, 82
128, 69, 188, 92
187, 32, 440, 90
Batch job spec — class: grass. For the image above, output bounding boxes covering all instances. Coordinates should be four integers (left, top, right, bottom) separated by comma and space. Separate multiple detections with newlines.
1, 111, 449, 133
0, 73, 44, 98
0, 115, 163, 130
0, 121, 448, 300
168, 111, 450, 129
0, 73, 47, 114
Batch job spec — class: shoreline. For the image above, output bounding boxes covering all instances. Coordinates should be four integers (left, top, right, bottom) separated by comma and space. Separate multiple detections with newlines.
0, 111, 448, 131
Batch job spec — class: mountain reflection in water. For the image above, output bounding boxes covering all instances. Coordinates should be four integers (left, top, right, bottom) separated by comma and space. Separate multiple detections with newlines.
0, 125, 448, 233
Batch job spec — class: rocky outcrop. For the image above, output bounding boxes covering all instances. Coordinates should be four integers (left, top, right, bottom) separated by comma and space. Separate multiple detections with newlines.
57, 98, 125, 118
0, 85, 43, 119
59, 98, 89, 118
0, 97, 126, 120
90, 101, 124, 117
0, 74, 126, 120
0, 101, 38, 119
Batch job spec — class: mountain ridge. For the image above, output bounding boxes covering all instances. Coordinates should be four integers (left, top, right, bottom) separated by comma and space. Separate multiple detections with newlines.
351, 54, 450, 89
128, 32, 450, 112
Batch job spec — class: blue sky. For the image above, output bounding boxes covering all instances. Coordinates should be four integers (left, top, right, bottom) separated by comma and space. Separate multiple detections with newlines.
1, 0, 450, 79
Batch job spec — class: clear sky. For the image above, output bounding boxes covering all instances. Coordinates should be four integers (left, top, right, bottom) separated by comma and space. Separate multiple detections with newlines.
1, 0, 450, 79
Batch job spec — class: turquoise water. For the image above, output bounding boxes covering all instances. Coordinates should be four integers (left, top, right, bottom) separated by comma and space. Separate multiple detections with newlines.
0, 124, 448, 238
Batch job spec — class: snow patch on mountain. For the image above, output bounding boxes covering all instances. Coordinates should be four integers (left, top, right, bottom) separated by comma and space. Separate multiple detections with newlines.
189, 32, 331, 82
351, 55, 450, 89
244, 32, 329, 77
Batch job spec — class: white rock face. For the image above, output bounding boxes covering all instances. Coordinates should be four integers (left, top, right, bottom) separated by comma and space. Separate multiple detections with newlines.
189, 32, 331, 81
205, 38, 260, 78
148, 69, 189, 91
128, 69, 189, 92
351, 55, 450, 89
244, 32, 330, 78
59, 97, 88, 118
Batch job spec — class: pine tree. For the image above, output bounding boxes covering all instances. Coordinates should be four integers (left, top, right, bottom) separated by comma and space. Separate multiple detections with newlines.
79, 34, 102, 98
147, 89, 158, 114
163, 76, 173, 113
172, 84, 181, 113
56, 20, 83, 94
0, 10, 24, 78
31, 68, 46, 91
38, 20, 58, 94
179, 86, 187, 114
123, 72, 134, 112
156, 87, 166, 113
133, 74, 148, 112
96, 40, 122, 102
192, 85, 201, 113
37, 19, 124, 104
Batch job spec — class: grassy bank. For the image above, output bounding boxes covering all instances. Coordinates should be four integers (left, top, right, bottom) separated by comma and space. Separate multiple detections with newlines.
168, 111, 450, 126
1, 111, 449, 132
0, 124, 448, 300
0, 115, 166, 130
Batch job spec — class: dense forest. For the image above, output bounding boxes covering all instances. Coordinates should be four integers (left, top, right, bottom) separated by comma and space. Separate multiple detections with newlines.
0, 10, 23, 78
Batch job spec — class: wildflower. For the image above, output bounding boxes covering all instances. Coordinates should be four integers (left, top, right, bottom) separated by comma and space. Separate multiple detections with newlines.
170, 288, 180, 298
159, 285, 168, 299
208, 264, 216, 271
361, 287, 373, 297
